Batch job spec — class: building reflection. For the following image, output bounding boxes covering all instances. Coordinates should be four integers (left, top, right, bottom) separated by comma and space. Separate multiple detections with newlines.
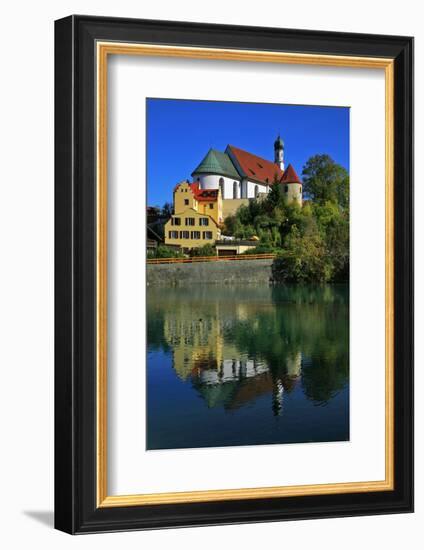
147, 283, 351, 449
148, 283, 349, 415
163, 307, 302, 415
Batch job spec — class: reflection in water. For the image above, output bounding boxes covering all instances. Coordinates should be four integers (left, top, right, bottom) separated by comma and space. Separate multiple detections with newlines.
147, 285, 349, 450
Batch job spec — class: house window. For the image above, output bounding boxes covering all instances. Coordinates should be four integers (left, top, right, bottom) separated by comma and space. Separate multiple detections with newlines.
185, 217, 195, 226
209, 203, 213, 209
168, 231, 178, 239
203, 231, 213, 240
199, 218, 209, 226
172, 217, 181, 226
254, 185, 259, 198
233, 181, 238, 199
180, 231, 189, 239
284, 185, 288, 193
184, 199, 189, 205
191, 231, 201, 239
219, 177, 224, 199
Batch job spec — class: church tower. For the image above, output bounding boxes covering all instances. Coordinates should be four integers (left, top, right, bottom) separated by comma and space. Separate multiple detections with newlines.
274, 135, 285, 171
280, 164, 303, 207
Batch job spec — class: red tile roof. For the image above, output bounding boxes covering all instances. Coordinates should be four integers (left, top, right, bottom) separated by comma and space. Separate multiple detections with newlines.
227, 145, 284, 185
190, 182, 219, 202
173, 181, 219, 202
281, 163, 301, 184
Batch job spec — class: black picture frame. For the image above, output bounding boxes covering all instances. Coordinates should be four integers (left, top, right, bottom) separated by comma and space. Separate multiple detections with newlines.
55, 15, 414, 534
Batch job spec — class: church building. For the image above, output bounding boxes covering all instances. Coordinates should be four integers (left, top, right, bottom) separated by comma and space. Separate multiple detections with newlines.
164, 135, 302, 250
191, 135, 302, 206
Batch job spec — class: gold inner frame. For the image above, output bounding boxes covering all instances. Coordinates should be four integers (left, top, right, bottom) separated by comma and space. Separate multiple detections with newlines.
96, 42, 395, 508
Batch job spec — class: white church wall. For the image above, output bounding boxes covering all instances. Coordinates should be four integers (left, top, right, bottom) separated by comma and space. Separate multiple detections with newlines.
224, 177, 242, 199
195, 173, 241, 199
196, 175, 275, 200
232, 180, 241, 199
194, 173, 220, 190
246, 180, 269, 198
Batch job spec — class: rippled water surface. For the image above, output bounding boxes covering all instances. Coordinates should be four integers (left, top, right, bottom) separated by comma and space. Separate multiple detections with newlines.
147, 284, 349, 450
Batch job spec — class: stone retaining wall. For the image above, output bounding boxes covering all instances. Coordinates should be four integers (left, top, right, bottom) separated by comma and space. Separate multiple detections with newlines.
147, 258, 274, 286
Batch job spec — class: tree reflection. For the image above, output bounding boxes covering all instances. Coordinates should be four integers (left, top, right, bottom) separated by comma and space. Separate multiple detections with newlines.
147, 284, 349, 413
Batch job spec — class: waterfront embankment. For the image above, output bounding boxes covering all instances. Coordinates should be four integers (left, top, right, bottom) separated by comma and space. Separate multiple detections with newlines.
147, 258, 274, 286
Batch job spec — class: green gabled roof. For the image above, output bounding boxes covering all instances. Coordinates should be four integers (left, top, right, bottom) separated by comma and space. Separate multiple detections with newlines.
191, 148, 240, 179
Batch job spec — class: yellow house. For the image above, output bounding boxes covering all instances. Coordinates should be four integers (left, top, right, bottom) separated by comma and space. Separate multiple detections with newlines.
172, 181, 222, 224
165, 181, 222, 250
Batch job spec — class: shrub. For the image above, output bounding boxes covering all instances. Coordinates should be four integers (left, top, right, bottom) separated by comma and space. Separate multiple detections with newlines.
242, 244, 278, 255
190, 244, 216, 257
149, 245, 184, 259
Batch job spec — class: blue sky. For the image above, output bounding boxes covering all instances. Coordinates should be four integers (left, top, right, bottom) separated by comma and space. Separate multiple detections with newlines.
147, 98, 349, 206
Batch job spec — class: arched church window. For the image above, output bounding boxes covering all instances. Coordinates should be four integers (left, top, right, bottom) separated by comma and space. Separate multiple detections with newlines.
219, 177, 224, 199
233, 181, 238, 199
254, 185, 259, 198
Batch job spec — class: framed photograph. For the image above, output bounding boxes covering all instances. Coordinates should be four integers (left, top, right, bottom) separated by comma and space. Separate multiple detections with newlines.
54, 15, 413, 533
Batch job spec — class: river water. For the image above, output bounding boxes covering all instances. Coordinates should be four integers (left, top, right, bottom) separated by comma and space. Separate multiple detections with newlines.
147, 284, 349, 450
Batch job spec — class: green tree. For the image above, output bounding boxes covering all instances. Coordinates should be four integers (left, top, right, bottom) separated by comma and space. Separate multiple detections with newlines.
273, 224, 333, 283
161, 202, 173, 218
312, 201, 349, 280
302, 154, 349, 208
325, 213, 349, 280
222, 214, 238, 235
266, 174, 283, 210
220, 152, 349, 283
